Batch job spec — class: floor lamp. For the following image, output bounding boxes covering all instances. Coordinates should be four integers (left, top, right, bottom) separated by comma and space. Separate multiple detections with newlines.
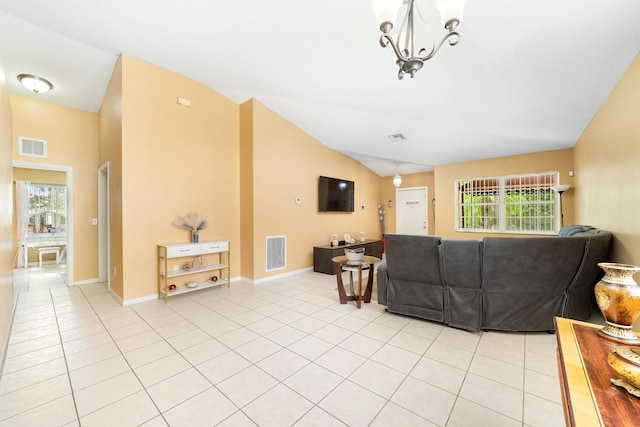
551, 184, 572, 227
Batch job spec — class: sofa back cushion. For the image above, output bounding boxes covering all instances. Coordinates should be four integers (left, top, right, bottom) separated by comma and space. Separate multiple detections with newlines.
385, 234, 442, 284
441, 239, 482, 331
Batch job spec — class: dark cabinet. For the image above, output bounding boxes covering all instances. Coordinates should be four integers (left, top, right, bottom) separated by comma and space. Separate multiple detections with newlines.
313, 240, 383, 274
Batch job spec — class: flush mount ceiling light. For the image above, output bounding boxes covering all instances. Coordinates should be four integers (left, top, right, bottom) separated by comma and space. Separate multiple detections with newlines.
387, 133, 406, 142
372, 0, 467, 79
17, 74, 54, 94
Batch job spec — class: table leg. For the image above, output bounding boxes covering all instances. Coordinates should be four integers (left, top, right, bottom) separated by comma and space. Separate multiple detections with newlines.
335, 262, 348, 304
357, 265, 363, 308
363, 262, 375, 303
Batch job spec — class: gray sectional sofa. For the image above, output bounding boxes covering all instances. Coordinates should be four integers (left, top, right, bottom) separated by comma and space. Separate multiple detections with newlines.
376, 225, 611, 332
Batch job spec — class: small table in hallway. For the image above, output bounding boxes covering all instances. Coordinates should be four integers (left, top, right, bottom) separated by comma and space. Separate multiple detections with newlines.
331, 255, 380, 309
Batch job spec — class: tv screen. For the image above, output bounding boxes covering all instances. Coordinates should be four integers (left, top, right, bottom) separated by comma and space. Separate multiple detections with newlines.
318, 176, 354, 212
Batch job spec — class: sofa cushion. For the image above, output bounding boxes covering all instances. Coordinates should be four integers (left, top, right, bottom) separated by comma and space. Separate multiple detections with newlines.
441, 239, 482, 331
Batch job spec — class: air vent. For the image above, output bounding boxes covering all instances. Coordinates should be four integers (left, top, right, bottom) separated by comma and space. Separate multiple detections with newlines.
266, 235, 286, 272
19, 136, 47, 158
387, 133, 406, 142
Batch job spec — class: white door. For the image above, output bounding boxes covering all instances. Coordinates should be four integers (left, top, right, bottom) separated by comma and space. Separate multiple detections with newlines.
396, 187, 428, 235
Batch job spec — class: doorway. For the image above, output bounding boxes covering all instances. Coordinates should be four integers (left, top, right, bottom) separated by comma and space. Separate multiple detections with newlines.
98, 162, 110, 288
12, 160, 74, 286
396, 186, 429, 235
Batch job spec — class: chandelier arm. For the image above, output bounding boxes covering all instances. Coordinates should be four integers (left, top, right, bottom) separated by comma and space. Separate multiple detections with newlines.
379, 33, 410, 63
419, 30, 460, 61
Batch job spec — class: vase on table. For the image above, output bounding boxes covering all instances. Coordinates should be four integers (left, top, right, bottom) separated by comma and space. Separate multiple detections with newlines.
594, 262, 640, 344
192, 231, 199, 243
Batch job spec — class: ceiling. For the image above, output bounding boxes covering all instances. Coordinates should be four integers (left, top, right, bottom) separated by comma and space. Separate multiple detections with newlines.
0, 0, 638, 177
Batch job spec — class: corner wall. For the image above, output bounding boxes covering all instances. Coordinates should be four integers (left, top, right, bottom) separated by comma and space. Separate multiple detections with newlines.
574, 53, 640, 266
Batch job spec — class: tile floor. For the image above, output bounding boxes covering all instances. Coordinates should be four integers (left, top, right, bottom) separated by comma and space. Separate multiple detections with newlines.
1, 264, 569, 426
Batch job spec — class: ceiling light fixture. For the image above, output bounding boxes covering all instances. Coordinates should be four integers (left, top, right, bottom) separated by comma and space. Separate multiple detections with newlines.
393, 162, 402, 188
372, 0, 467, 79
17, 74, 54, 94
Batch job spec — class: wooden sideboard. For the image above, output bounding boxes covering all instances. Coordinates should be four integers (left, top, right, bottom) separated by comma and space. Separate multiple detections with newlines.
313, 239, 382, 274
554, 317, 640, 427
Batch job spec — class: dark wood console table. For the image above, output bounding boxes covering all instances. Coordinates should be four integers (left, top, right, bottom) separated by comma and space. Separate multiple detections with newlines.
554, 317, 640, 426
313, 239, 382, 274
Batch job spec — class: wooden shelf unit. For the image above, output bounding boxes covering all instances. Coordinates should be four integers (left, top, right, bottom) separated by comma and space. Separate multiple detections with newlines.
157, 240, 230, 303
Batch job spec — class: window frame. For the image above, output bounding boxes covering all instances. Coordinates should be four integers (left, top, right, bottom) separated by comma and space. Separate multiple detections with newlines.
454, 171, 560, 235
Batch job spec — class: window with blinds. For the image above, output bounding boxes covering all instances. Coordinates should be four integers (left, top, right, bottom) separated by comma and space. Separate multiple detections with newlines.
455, 172, 558, 234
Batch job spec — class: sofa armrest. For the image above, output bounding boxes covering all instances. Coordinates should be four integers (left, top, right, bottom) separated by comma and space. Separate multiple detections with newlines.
377, 260, 389, 305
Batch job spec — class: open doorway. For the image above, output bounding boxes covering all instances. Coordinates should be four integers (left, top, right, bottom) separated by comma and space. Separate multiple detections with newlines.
98, 162, 110, 289
12, 160, 74, 287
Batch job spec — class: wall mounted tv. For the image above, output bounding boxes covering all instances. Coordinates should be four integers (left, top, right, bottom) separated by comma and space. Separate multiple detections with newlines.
318, 176, 355, 212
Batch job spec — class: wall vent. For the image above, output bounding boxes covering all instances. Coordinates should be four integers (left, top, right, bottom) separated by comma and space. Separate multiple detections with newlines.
266, 235, 286, 272
19, 136, 47, 158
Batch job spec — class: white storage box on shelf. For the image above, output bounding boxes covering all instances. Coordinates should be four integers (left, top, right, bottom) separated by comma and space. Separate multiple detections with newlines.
157, 240, 230, 303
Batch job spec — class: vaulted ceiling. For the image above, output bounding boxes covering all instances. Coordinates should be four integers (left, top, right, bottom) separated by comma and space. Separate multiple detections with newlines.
0, 0, 639, 176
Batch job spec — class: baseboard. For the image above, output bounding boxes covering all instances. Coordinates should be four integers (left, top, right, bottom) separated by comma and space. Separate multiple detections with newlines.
252, 267, 313, 284
73, 278, 101, 286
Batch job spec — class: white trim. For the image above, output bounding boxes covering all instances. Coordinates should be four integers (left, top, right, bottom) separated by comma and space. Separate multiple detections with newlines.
73, 278, 102, 286
98, 162, 110, 290
12, 160, 74, 286
253, 267, 313, 284
18, 136, 47, 158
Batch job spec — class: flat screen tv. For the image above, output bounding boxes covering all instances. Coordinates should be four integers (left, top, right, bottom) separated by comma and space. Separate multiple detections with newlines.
318, 176, 354, 212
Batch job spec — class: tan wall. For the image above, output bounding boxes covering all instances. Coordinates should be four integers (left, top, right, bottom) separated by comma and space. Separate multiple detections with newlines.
574, 53, 640, 266
247, 100, 382, 279
115, 55, 240, 301
0, 58, 14, 367
99, 55, 124, 298
434, 149, 574, 239
380, 171, 435, 235
10, 94, 100, 282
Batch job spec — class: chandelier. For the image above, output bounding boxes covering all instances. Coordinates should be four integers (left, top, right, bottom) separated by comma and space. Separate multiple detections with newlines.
372, 0, 467, 79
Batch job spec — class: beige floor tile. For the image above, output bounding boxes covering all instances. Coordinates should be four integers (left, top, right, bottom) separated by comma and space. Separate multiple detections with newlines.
524, 369, 562, 403
0, 356, 66, 395
358, 322, 398, 343
288, 335, 334, 361
315, 346, 366, 378
459, 373, 523, 421
79, 390, 159, 427
154, 320, 197, 339
293, 406, 346, 426
1, 344, 63, 374
481, 331, 526, 350
338, 333, 384, 358
525, 350, 558, 378
244, 383, 313, 426
197, 350, 252, 384
165, 328, 211, 351
179, 338, 229, 365
62, 332, 113, 356
234, 336, 283, 364
425, 341, 474, 371
70, 355, 131, 391
123, 340, 176, 369
525, 333, 558, 358
312, 323, 353, 345
0, 393, 77, 427
468, 353, 525, 390
8, 323, 59, 345
116, 330, 163, 353
290, 315, 328, 334
391, 376, 456, 426
284, 363, 343, 403
162, 387, 238, 427
523, 392, 565, 427
134, 353, 192, 388
331, 315, 369, 332
256, 348, 310, 381
147, 369, 213, 412
266, 325, 307, 347
409, 356, 467, 395
216, 365, 278, 408
371, 401, 437, 427
400, 318, 443, 338
108, 321, 153, 341
349, 359, 406, 399
387, 330, 433, 355
309, 308, 347, 323
435, 327, 481, 353
245, 317, 285, 335
216, 327, 260, 349
74, 371, 143, 417
475, 338, 525, 367
0, 374, 71, 421
60, 323, 107, 343
371, 343, 421, 374
447, 397, 521, 427
5, 334, 61, 358
319, 380, 387, 427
